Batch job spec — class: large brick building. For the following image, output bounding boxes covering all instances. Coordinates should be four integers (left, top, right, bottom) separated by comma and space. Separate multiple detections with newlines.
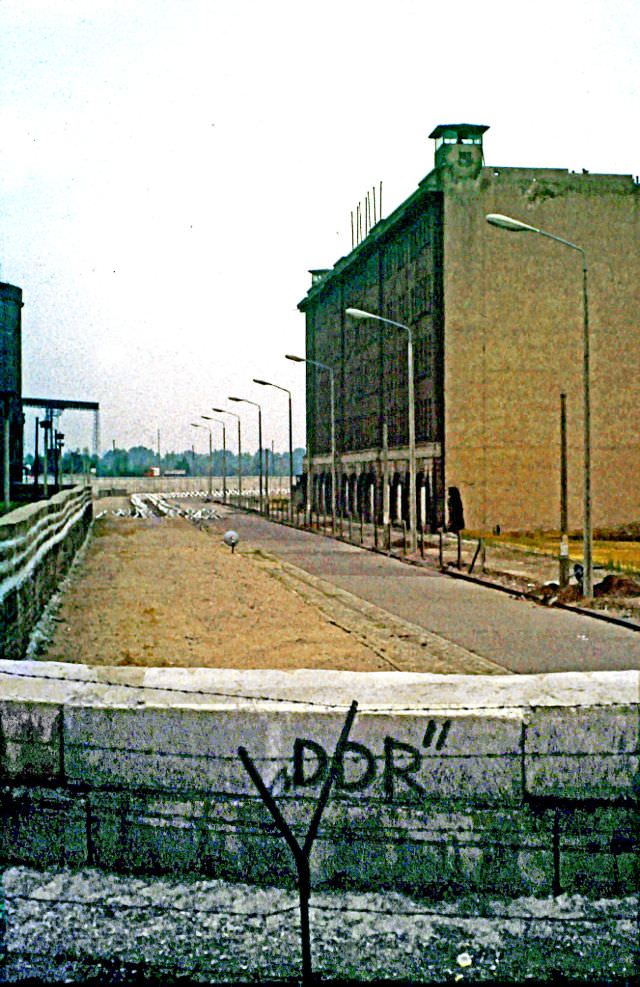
297, 124, 640, 533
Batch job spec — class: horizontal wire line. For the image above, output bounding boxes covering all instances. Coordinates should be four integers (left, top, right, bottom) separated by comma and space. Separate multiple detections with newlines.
62, 741, 526, 760
309, 903, 636, 923
5, 891, 298, 920
54, 740, 638, 762
5, 890, 634, 925
0, 666, 636, 713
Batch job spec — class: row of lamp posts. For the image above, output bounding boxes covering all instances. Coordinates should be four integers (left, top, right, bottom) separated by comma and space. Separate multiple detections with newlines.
190, 380, 294, 520
189, 212, 592, 597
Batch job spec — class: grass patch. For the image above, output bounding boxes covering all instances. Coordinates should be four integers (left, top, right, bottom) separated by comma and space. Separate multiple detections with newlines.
467, 530, 640, 576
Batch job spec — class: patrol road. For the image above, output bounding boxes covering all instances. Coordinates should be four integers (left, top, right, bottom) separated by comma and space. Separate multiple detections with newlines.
225, 510, 640, 674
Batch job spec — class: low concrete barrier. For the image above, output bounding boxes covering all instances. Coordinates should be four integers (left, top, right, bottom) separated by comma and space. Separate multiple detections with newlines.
0, 662, 637, 901
0, 488, 92, 660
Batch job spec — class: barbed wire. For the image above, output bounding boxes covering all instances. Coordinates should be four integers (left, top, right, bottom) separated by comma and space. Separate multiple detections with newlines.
61, 736, 635, 766
0, 665, 636, 713
5, 890, 298, 921
87, 806, 606, 855
309, 902, 638, 923
5, 888, 635, 926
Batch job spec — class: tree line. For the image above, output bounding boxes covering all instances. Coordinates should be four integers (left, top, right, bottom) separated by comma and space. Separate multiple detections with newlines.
46, 444, 306, 478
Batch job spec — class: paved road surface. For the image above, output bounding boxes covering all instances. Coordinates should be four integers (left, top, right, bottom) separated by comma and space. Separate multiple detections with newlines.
224, 510, 640, 674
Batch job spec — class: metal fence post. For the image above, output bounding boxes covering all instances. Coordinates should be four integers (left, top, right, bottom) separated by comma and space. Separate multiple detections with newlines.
238, 701, 358, 986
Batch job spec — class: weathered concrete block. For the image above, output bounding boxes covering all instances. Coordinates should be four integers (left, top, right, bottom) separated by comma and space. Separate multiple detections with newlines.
558, 806, 639, 896
64, 706, 277, 794
0, 786, 87, 867
524, 705, 639, 799
0, 701, 62, 782
64, 707, 525, 805
280, 711, 525, 806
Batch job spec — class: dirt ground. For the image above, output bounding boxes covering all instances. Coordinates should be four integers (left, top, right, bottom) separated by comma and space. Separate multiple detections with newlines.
33, 496, 639, 673
35, 502, 504, 674
36, 513, 388, 671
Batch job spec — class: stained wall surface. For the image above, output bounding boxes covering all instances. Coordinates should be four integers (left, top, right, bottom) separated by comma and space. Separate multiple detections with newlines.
442, 168, 640, 531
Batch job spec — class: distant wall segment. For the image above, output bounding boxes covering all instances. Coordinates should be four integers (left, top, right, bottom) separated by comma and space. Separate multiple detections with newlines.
0, 487, 92, 660
0, 663, 637, 901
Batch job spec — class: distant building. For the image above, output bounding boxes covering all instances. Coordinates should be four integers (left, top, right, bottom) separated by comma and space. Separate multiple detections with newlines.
297, 124, 640, 532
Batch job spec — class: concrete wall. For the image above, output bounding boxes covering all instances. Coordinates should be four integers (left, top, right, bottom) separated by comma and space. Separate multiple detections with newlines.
0, 487, 92, 660
443, 167, 640, 531
66, 475, 290, 497
0, 662, 637, 901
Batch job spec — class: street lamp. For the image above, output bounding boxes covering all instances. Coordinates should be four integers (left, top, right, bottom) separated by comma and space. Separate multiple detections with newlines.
190, 421, 212, 498
345, 308, 417, 554
201, 415, 227, 503
286, 353, 336, 533
253, 378, 294, 521
486, 213, 593, 597
229, 396, 263, 513
212, 407, 242, 500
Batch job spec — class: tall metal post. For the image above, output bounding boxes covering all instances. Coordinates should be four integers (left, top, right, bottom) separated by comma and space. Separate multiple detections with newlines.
559, 392, 570, 587
329, 368, 336, 534
407, 326, 417, 553
345, 309, 417, 553
581, 256, 593, 597
288, 389, 294, 522
486, 214, 593, 598
257, 404, 263, 513
221, 423, 227, 504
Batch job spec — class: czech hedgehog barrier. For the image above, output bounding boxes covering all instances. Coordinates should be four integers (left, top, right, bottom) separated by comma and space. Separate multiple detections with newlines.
0, 663, 637, 902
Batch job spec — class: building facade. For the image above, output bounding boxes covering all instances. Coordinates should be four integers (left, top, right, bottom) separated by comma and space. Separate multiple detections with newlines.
297, 124, 640, 533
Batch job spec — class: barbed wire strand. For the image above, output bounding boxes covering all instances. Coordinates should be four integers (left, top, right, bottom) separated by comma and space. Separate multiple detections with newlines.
0, 665, 636, 713
4, 889, 635, 925
5, 891, 298, 921
72, 807, 621, 855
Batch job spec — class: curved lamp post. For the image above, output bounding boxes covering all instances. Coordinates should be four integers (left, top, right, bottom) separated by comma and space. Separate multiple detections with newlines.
213, 407, 242, 500
346, 307, 417, 554
229, 396, 263, 513
286, 353, 336, 533
253, 378, 294, 521
190, 421, 212, 498
201, 415, 227, 503
486, 213, 592, 597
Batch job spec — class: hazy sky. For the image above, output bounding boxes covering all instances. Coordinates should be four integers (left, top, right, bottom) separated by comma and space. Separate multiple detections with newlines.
2, 0, 638, 457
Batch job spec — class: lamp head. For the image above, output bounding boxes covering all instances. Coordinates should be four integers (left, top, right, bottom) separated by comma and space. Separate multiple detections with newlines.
486, 213, 539, 234
345, 307, 373, 320
211, 407, 226, 414
253, 378, 270, 386
285, 354, 305, 363
228, 396, 242, 403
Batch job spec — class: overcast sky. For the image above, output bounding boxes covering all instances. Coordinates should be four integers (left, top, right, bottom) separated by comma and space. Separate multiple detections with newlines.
2, 0, 638, 457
